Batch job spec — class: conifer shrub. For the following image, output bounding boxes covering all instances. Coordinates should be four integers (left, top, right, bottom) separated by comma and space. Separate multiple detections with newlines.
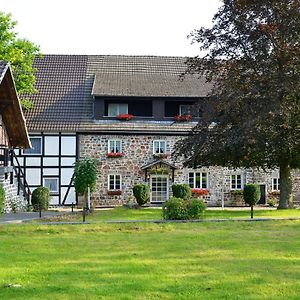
133, 184, 150, 206
0, 185, 5, 214
172, 184, 192, 200
243, 184, 261, 218
31, 187, 50, 211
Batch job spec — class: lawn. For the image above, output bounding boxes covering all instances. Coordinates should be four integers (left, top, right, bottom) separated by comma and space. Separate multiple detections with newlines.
1, 209, 300, 299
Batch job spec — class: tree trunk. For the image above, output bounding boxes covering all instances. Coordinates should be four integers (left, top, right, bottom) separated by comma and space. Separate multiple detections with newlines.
278, 162, 293, 209
250, 205, 253, 219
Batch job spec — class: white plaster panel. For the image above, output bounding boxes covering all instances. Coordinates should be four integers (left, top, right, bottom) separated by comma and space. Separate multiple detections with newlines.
26, 168, 41, 185
61, 187, 76, 204
61, 136, 76, 155
43, 157, 59, 166
14, 156, 23, 166
61, 168, 74, 185
26, 157, 41, 167
43, 168, 59, 176
45, 136, 59, 155
49, 196, 59, 205
61, 157, 76, 166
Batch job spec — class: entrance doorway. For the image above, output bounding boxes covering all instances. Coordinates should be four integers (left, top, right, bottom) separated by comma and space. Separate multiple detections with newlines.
258, 184, 266, 204
150, 175, 169, 203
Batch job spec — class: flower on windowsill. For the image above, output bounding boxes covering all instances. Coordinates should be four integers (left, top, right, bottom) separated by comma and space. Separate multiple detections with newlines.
191, 188, 209, 196
107, 190, 122, 195
230, 190, 244, 196
174, 114, 192, 122
116, 114, 134, 121
153, 153, 169, 159
269, 190, 280, 196
107, 152, 125, 158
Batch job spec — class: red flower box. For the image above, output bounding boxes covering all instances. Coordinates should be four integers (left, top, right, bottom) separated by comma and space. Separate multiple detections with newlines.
107, 190, 122, 195
107, 152, 125, 158
174, 114, 192, 122
191, 188, 209, 196
116, 114, 134, 121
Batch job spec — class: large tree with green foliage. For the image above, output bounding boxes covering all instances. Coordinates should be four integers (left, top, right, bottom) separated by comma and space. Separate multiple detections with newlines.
176, 0, 300, 208
0, 11, 40, 109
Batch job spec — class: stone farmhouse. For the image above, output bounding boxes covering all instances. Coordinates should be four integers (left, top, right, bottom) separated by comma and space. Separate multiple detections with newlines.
0, 61, 31, 211
15, 55, 300, 207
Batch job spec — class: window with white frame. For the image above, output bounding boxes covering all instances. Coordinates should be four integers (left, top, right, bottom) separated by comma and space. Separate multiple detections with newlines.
23, 137, 42, 155
108, 174, 121, 191
188, 172, 208, 189
108, 103, 128, 116
43, 177, 59, 193
153, 140, 167, 154
108, 140, 122, 153
179, 105, 192, 115
272, 177, 280, 191
231, 174, 243, 190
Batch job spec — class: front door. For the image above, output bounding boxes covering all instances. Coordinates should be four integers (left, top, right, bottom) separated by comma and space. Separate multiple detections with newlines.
258, 184, 266, 204
150, 175, 169, 203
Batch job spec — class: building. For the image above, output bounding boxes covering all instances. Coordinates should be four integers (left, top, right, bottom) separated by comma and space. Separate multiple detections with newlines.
16, 55, 299, 207
0, 61, 31, 211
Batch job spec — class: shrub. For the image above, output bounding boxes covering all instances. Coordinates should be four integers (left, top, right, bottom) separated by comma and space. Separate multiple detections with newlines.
162, 197, 188, 220
267, 198, 277, 207
31, 187, 50, 211
243, 184, 261, 218
162, 197, 206, 220
0, 185, 5, 214
186, 198, 206, 219
172, 184, 192, 200
133, 184, 150, 206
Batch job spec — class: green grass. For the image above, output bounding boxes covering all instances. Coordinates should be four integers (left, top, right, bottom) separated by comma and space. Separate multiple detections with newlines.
1, 212, 300, 299
71, 206, 300, 223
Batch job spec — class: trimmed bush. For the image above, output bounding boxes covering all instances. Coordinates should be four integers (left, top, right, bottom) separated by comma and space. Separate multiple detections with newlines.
31, 187, 50, 211
0, 185, 5, 214
172, 184, 192, 200
133, 184, 150, 206
186, 198, 206, 219
162, 197, 188, 220
243, 184, 261, 218
162, 197, 206, 220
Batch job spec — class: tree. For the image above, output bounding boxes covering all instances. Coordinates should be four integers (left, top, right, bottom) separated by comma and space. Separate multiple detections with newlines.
0, 12, 40, 110
176, 0, 300, 209
73, 158, 98, 208
243, 184, 261, 218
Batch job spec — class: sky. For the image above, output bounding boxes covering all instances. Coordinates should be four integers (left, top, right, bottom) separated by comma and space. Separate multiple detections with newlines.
1, 0, 221, 57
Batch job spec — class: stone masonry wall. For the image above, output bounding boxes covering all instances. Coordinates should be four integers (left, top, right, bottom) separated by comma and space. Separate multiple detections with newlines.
79, 134, 300, 207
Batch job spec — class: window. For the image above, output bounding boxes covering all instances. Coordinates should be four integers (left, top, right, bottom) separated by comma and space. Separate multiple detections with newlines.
189, 172, 208, 189
179, 105, 192, 115
272, 177, 280, 191
43, 177, 59, 193
23, 137, 42, 155
231, 174, 243, 190
108, 174, 121, 190
153, 140, 167, 154
108, 140, 122, 153
108, 103, 128, 116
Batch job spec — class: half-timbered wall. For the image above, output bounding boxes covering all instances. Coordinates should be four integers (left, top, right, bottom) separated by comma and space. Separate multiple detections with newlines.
15, 132, 77, 205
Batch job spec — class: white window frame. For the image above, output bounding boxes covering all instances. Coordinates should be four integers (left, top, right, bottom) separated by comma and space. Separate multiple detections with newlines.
230, 174, 243, 190
153, 140, 167, 154
272, 177, 280, 191
107, 103, 128, 117
108, 140, 122, 153
43, 177, 59, 193
108, 174, 122, 191
179, 104, 192, 116
188, 172, 208, 189
23, 137, 42, 155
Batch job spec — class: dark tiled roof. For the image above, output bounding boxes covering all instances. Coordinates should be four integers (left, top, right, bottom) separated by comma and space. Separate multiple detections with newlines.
91, 55, 211, 97
24, 55, 211, 132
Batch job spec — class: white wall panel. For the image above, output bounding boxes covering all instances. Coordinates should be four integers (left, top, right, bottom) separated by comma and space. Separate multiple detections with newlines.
14, 156, 23, 166
61, 136, 76, 155
43, 157, 59, 166
45, 136, 59, 155
61, 157, 76, 166
61, 187, 76, 204
43, 168, 59, 176
26, 157, 41, 166
26, 168, 41, 185
49, 196, 59, 205
61, 168, 74, 185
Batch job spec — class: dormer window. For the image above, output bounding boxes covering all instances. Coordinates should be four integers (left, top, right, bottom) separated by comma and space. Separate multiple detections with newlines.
179, 105, 192, 115
108, 103, 128, 117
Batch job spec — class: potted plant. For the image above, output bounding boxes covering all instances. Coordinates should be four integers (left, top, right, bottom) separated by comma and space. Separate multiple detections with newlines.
191, 188, 209, 198
174, 114, 192, 122
116, 114, 134, 121
107, 152, 125, 158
